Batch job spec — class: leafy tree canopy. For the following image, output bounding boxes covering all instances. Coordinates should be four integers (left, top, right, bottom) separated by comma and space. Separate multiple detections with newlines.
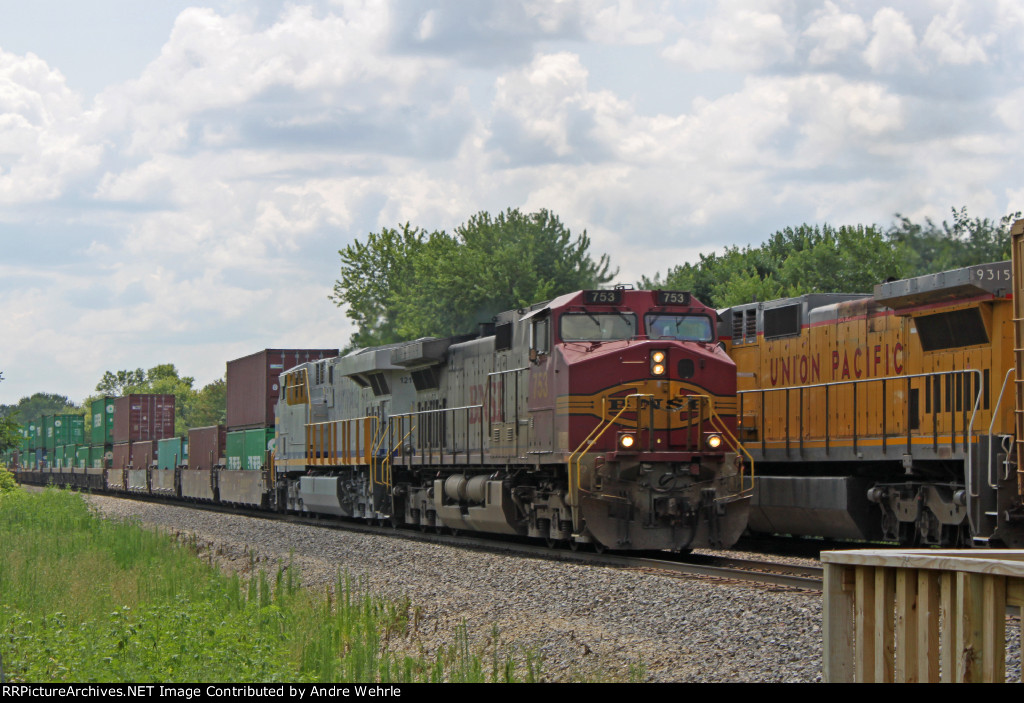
642, 208, 1020, 309
332, 208, 615, 347
0, 393, 80, 426
90, 365, 224, 437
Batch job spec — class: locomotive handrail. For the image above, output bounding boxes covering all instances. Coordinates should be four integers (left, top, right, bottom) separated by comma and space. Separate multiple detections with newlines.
567, 394, 652, 527
691, 393, 755, 495
740, 369, 993, 536
738, 369, 986, 457
305, 415, 378, 467
987, 368, 1016, 489
387, 404, 486, 468
375, 419, 416, 489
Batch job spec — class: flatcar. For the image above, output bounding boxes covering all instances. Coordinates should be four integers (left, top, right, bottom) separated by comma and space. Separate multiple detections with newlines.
718, 219, 1024, 547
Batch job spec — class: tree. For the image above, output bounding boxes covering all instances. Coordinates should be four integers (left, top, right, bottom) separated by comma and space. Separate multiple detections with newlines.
92, 364, 198, 436
332, 208, 616, 346
184, 378, 227, 428
0, 412, 19, 453
95, 369, 146, 396
640, 208, 1021, 309
0, 393, 80, 427
888, 207, 1022, 275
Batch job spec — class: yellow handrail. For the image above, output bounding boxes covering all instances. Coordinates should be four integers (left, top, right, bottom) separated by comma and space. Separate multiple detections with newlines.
567, 394, 652, 522
690, 393, 755, 495
372, 417, 416, 489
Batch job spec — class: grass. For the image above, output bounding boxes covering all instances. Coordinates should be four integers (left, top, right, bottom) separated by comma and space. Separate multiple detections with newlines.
0, 486, 547, 683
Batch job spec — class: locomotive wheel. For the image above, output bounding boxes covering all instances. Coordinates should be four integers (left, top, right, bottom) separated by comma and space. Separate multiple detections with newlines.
592, 542, 606, 554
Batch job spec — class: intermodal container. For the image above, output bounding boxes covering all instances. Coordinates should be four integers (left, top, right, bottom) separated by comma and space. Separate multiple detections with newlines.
157, 437, 188, 470
113, 394, 175, 444
132, 440, 157, 469
226, 349, 337, 430
76, 445, 90, 469
187, 425, 226, 471
43, 416, 55, 452
227, 427, 276, 470
53, 415, 85, 447
112, 443, 132, 471
90, 397, 116, 445
89, 445, 109, 469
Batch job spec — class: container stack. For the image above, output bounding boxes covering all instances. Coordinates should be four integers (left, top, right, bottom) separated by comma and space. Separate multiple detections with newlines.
224, 349, 337, 472
51, 414, 85, 470
88, 397, 115, 469
111, 394, 175, 470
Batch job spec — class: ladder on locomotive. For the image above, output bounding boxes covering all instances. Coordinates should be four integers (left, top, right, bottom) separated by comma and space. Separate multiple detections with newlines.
1011, 219, 1024, 497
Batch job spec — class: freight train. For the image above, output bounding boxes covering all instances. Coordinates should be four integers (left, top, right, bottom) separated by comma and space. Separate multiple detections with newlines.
718, 219, 1024, 547
10, 289, 753, 552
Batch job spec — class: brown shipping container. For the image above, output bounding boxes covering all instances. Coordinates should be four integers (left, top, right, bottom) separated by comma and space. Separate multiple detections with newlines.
132, 440, 157, 469
112, 442, 133, 471
113, 394, 175, 444
226, 349, 337, 430
188, 425, 227, 471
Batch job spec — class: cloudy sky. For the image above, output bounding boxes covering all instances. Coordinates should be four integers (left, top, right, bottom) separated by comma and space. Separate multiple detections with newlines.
1, 0, 1021, 405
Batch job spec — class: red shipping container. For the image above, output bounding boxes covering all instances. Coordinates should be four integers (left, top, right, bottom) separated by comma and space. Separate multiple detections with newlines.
132, 439, 156, 469
226, 349, 337, 430
188, 425, 227, 471
113, 394, 175, 444
112, 443, 133, 471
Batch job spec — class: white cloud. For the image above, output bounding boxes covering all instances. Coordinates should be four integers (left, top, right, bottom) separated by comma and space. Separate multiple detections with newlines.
1, 0, 1022, 405
662, 1, 795, 71
922, 5, 989, 66
803, 1, 868, 65
863, 8, 921, 74
0, 49, 101, 203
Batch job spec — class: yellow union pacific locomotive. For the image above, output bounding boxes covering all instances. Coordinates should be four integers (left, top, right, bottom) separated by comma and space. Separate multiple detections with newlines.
719, 221, 1024, 547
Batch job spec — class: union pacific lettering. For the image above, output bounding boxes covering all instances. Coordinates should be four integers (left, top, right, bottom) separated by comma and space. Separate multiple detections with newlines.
767, 343, 904, 387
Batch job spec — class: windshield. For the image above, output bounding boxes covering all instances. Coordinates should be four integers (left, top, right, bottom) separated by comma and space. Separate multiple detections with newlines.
560, 312, 637, 342
645, 314, 713, 342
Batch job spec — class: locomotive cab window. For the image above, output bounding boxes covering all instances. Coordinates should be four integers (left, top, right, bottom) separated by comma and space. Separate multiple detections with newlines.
559, 312, 637, 342
531, 316, 551, 357
645, 314, 713, 342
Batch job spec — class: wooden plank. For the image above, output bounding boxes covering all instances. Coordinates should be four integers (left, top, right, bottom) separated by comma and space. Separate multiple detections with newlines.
875, 567, 896, 682
821, 550, 1024, 577
940, 571, 956, 681
916, 569, 940, 682
957, 571, 984, 682
823, 564, 855, 682
981, 575, 1006, 682
855, 566, 876, 682
895, 568, 919, 682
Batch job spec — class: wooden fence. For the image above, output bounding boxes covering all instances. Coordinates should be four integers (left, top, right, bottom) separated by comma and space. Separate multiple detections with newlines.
822, 549, 1024, 682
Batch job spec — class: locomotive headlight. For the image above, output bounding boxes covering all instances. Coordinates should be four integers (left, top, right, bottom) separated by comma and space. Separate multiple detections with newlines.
651, 350, 667, 376
618, 432, 637, 450
705, 433, 723, 449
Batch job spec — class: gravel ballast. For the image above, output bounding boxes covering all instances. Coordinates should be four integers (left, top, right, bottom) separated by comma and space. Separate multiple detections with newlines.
81, 494, 824, 682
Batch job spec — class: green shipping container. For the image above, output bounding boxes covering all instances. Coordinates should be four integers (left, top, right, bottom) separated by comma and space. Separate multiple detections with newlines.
90, 397, 116, 445
226, 427, 274, 470
157, 437, 188, 470
76, 445, 90, 469
57, 444, 84, 469
89, 445, 109, 470
43, 416, 55, 452
53, 415, 85, 447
